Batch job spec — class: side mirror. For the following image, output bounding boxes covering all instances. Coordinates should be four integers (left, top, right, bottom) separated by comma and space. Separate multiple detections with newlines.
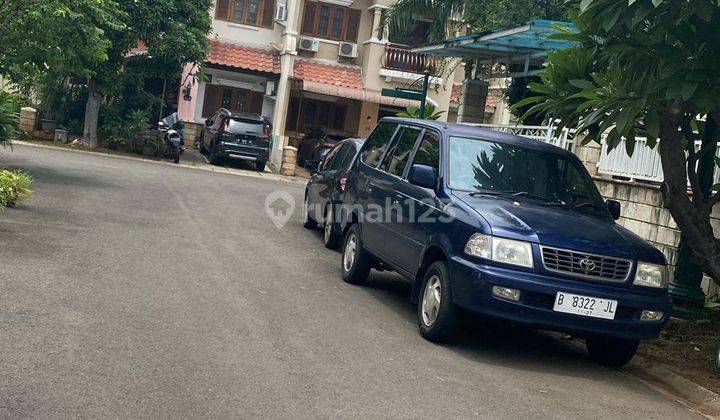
606, 199, 621, 220
408, 164, 437, 190
205, 118, 212, 127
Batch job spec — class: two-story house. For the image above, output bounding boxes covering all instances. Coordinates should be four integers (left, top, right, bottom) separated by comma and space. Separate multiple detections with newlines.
176, 0, 458, 169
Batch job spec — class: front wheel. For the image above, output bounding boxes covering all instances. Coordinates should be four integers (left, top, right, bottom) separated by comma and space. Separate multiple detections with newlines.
256, 159, 267, 172
323, 204, 341, 249
172, 146, 180, 164
585, 336, 639, 367
302, 194, 317, 229
341, 224, 371, 285
417, 261, 458, 343
209, 142, 222, 165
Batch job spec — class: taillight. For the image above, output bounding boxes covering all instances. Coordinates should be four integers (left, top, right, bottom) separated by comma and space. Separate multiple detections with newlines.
339, 176, 347, 192
262, 124, 271, 139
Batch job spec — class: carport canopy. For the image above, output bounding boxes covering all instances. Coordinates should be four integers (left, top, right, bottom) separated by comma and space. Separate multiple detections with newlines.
413, 20, 577, 78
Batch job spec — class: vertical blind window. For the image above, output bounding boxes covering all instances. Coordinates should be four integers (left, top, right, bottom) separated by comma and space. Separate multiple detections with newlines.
301, 1, 362, 42
215, 0, 275, 28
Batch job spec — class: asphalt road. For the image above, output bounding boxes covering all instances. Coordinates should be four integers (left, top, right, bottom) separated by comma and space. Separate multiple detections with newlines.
0, 145, 703, 419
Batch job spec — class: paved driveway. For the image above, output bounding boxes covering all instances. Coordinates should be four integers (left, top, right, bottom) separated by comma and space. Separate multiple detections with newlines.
0, 145, 703, 418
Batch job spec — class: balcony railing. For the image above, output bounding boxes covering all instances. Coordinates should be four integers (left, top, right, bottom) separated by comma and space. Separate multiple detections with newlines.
382, 43, 441, 74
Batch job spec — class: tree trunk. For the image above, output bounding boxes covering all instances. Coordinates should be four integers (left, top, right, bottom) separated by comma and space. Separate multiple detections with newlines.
658, 111, 720, 285
83, 78, 102, 147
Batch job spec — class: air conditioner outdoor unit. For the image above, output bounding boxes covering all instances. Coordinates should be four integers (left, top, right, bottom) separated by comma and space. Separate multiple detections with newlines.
298, 37, 320, 52
338, 41, 358, 58
275, 3, 287, 21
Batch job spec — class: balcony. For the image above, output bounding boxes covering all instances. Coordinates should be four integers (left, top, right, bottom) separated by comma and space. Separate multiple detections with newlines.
382, 43, 441, 75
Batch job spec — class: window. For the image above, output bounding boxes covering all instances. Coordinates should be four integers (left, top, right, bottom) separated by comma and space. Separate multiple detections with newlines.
361, 122, 399, 168
215, 0, 275, 28
388, 20, 430, 47
327, 143, 352, 171
287, 98, 347, 132
411, 131, 440, 173
202, 84, 264, 118
301, 1, 362, 42
380, 127, 422, 177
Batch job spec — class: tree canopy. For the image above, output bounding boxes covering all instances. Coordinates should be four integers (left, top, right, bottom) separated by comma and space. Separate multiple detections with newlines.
516, 0, 720, 284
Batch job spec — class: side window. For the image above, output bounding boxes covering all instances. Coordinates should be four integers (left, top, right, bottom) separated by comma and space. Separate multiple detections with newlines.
411, 131, 441, 174
339, 142, 360, 169
326, 143, 349, 171
360, 122, 399, 168
380, 127, 423, 177
321, 145, 342, 171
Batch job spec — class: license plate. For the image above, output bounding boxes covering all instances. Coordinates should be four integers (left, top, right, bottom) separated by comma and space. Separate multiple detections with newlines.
553, 292, 617, 320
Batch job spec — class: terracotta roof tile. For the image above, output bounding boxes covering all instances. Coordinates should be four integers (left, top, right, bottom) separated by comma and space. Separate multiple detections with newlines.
207, 40, 280, 74
293, 59, 364, 90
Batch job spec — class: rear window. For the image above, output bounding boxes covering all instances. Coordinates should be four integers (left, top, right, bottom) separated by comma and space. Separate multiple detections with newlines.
227, 118, 263, 135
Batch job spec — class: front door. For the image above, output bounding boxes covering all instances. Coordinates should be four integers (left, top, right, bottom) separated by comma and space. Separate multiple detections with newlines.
387, 130, 442, 273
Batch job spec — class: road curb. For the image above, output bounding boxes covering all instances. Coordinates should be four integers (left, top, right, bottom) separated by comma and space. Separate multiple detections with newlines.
622, 354, 720, 417
11, 140, 307, 186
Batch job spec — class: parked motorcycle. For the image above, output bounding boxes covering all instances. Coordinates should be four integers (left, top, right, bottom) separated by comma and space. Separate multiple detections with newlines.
158, 112, 185, 164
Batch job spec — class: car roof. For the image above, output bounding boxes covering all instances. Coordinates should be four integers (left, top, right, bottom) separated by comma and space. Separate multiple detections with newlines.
378, 117, 573, 157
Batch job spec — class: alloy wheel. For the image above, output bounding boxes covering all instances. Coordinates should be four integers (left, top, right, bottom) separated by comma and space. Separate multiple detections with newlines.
343, 233, 357, 273
421, 275, 442, 327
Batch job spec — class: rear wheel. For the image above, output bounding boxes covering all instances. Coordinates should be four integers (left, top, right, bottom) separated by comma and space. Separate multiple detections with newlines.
341, 224, 371, 285
172, 145, 180, 164
209, 142, 221, 165
198, 135, 207, 154
302, 194, 317, 229
417, 261, 458, 343
586, 336, 638, 367
323, 204, 341, 249
256, 159, 267, 172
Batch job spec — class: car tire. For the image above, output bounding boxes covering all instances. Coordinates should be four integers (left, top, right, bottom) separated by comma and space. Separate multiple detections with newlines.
256, 160, 267, 172
323, 204, 341, 249
585, 336, 639, 367
417, 261, 458, 343
341, 224, 371, 285
209, 142, 221, 165
302, 194, 317, 229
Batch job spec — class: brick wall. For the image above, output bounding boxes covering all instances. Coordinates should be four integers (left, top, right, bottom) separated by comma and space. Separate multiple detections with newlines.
575, 142, 719, 299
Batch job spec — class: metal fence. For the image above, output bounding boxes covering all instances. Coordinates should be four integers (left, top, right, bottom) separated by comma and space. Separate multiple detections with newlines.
462, 123, 576, 152
597, 138, 720, 184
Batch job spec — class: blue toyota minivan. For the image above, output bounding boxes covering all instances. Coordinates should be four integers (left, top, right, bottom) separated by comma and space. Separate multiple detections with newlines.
336, 118, 671, 367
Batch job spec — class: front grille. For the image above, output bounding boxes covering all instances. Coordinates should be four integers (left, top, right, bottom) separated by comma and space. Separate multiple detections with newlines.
540, 246, 632, 283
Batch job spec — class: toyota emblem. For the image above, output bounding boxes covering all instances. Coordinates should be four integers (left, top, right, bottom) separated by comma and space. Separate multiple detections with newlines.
579, 258, 596, 272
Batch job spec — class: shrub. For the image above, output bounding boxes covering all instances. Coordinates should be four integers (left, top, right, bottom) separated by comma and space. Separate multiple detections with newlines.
0, 91, 21, 147
0, 169, 33, 208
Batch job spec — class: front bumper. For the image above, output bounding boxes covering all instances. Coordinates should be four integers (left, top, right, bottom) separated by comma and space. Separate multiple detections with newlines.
449, 256, 672, 341
219, 142, 269, 162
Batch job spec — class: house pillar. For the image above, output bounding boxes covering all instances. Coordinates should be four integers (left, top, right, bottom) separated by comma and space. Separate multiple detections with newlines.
270, 0, 301, 171
457, 79, 488, 124
178, 62, 200, 123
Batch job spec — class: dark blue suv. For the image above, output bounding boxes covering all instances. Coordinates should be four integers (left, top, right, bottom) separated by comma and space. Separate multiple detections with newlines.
338, 118, 671, 367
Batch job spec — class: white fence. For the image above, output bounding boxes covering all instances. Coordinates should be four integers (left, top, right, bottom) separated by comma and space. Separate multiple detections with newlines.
462, 123, 576, 152
597, 138, 720, 184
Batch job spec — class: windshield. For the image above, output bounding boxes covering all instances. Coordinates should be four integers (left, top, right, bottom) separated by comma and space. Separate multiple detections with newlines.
227, 117, 264, 135
448, 136, 609, 217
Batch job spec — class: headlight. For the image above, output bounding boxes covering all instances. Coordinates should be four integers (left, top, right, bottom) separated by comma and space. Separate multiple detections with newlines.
464, 233, 534, 268
633, 262, 668, 288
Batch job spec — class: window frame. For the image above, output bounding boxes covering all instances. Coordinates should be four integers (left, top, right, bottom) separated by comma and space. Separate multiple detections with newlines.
360, 121, 401, 169
215, 0, 276, 29
300, 1, 362, 42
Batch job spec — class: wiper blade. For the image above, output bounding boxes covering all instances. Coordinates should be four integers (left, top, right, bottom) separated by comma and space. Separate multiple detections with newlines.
541, 202, 603, 210
468, 190, 552, 202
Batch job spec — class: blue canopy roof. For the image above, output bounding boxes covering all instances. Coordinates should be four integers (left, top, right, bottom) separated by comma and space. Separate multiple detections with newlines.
413, 20, 577, 74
